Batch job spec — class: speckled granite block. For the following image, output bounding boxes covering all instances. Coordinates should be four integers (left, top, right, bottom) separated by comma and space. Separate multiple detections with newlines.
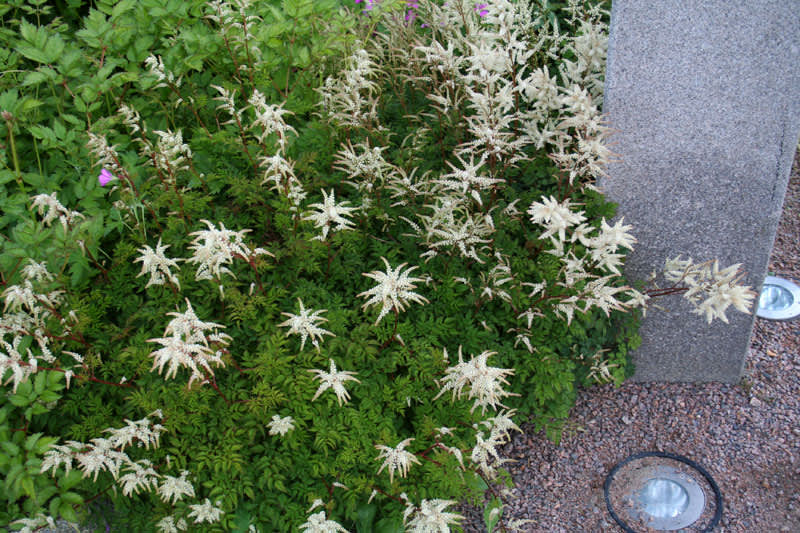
600, 0, 800, 382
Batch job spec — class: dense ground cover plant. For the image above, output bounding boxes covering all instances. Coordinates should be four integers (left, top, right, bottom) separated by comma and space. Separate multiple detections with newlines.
0, 0, 755, 531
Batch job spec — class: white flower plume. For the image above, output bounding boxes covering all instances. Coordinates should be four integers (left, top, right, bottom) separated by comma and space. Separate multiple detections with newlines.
403, 499, 463, 533
30, 192, 85, 232
434, 347, 517, 414
187, 219, 272, 281
357, 257, 429, 325
267, 414, 295, 436
187, 498, 224, 524
21, 260, 54, 283
308, 359, 360, 406
663, 256, 755, 324
527, 195, 586, 244
374, 437, 421, 484
278, 299, 335, 351
157, 471, 195, 504
118, 459, 159, 497
302, 189, 358, 242
156, 515, 188, 533
147, 299, 231, 385
436, 153, 504, 205
298, 511, 349, 533
134, 238, 182, 289
248, 89, 297, 150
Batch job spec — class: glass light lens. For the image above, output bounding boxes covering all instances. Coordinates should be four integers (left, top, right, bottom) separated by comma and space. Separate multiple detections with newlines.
759, 284, 794, 311
638, 478, 689, 519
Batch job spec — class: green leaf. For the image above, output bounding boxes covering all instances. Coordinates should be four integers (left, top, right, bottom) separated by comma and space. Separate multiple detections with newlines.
61, 491, 83, 505
22, 70, 48, 86
60, 470, 83, 491
24, 432, 43, 451
53, 120, 66, 139
39, 391, 61, 403
21, 475, 35, 498
35, 436, 58, 455
374, 518, 404, 533
112, 0, 137, 18
484, 497, 503, 532
356, 503, 377, 533
7, 394, 31, 408
1, 441, 20, 456
16, 44, 49, 64
34, 372, 46, 395
59, 501, 78, 522
49, 497, 62, 518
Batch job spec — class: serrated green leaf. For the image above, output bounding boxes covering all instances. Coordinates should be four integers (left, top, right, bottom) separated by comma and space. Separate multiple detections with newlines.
60, 469, 83, 491
16, 44, 49, 64
7, 394, 30, 408
374, 518, 404, 533
112, 0, 137, 18
22, 70, 48, 86
59, 501, 78, 522
34, 372, 46, 394
24, 432, 43, 451
356, 503, 377, 533
21, 475, 35, 497
19, 97, 43, 113
61, 491, 83, 505
38, 391, 61, 403
1, 441, 20, 456
50, 497, 62, 518
35, 436, 58, 455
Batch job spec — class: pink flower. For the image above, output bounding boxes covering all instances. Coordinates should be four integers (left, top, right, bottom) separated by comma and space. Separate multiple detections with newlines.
474, 3, 488, 17
355, 0, 375, 11
98, 168, 116, 186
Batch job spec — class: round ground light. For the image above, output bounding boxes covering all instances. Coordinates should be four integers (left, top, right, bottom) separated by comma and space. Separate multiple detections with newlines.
604, 451, 722, 532
756, 276, 800, 321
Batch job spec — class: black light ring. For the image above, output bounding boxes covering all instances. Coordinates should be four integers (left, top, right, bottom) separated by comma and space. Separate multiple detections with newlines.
603, 451, 723, 533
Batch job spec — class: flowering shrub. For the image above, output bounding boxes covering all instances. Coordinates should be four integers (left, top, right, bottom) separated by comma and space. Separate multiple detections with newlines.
0, 0, 754, 531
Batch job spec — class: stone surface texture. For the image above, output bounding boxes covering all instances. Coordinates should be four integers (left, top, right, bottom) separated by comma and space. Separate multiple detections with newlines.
600, 0, 800, 382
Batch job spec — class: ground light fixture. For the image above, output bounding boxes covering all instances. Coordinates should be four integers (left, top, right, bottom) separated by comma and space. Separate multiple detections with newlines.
756, 275, 800, 321
604, 451, 722, 532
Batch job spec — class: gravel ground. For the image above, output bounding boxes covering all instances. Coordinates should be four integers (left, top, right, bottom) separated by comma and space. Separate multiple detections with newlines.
461, 151, 800, 533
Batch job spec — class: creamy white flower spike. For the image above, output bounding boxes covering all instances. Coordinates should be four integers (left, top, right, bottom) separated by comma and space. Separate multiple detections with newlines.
29, 192, 85, 232
662, 256, 755, 324
134, 238, 182, 290
434, 347, 517, 414
278, 299, 334, 351
374, 437, 421, 484
147, 299, 231, 385
298, 510, 349, 533
302, 189, 358, 242
157, 471, 195, 504
156, 515, 188, 533
527, 195, 587, 245
267, 414, 295, 436
403, 499, 463, 532
308, 359, 360, 406
144, 54, 180, 87
358, 257, 429, 325
187, 498, 224, 524
152, 129, 192, 175
187, 219, 272, 281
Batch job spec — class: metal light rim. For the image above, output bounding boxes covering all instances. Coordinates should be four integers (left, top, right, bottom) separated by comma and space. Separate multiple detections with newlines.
604, 451, 723, 533
756, 276, 800, 321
